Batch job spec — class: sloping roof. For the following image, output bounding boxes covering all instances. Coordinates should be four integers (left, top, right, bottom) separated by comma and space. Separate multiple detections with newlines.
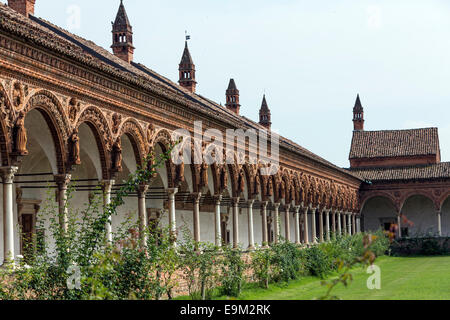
0, 4, 362, 181
349, 162, 450, 182
349, 128, 440, 159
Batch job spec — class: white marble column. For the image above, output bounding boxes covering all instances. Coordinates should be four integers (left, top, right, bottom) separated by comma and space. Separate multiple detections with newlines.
102, 180, 115, 243
311, 207, 317, 243
331, 210, 336, 238
192, 193, 202, 244
232, 197, 240, 249
214, 195, 222, 247
347, 212, 352, 235
294, 206, 301, 245
1, 166, 18, 265
54, 174, 71, 233
285, 204, 291, 242
397, 214, 402, 238
303, 206, 309, 244
337, 211, 342, 236
261, 201, 269, 248
352, 213, 356, 235
437, 210, 442, 237
356, 215, 361, 233
318, 209, 324, 242
167, 188, 178, 245
325, 209, 330, 242
247, 199, 255, 250
342, 211, 347, 235
273, 203, 280, 244
137, 184, 149, 247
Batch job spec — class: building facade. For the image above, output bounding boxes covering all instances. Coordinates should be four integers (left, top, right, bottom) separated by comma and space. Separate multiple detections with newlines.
349, 97, 450, 237
0, 1, 447, 264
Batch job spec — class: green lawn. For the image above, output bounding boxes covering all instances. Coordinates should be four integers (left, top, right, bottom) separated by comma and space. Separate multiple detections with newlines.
218, 256, 450, 300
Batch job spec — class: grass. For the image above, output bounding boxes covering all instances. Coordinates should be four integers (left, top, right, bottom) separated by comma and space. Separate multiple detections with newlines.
178, 255, 450, 300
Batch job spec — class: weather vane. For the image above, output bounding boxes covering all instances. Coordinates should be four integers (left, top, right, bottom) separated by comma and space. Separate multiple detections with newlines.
185, 30, 191, 41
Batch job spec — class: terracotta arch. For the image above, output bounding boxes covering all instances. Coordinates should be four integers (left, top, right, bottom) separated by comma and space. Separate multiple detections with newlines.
400, 191, 439, 213
360, 191, 399, 214
439, 191, 450, 211
242, 163, 255, 199
150, 128, 175, 188
76, 106, 112, 180
24, 90, 71, 174
118, 118, 147, 168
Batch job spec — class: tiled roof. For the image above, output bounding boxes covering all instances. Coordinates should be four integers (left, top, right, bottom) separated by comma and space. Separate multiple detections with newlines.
349, 162, 450, 182
0, 4, 362, 181
349, 128, 440, 159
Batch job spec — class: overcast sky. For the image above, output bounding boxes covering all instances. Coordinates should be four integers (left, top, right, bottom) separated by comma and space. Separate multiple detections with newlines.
6, 0, 450, 167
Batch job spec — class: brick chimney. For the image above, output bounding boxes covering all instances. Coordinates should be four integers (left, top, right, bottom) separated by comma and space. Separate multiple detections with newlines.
8, 0, 36, 17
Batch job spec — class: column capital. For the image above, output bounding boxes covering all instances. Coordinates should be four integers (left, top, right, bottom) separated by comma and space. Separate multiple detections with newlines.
101, 179, 115, 190
247, 199, 255, 206
138, 184, 149, 196
167, 187, 178, 195
294, 205, 301, 213
191, 192, 202, 203
285, 203, 291, 210
54, 174, 71, 188
213, 194, 222, 203
274, 202, 281, 209
0, 166, 18, 183
231, 197, 240, 205
261, 201, 268, 209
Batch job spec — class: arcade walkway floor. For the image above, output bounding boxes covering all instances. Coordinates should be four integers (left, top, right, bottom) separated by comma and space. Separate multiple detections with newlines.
222, 256, 450, 300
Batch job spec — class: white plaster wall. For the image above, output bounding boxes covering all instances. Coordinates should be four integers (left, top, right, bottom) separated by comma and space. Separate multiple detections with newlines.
361, 196, 397, 232
441, 198, 450, 237
401, 196, 439, 237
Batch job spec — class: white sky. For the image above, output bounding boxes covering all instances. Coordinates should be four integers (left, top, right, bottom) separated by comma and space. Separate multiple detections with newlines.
5, 0, 450, 167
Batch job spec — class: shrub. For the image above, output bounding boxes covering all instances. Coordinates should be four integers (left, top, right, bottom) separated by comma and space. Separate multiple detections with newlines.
302, 245, 333, 279
270, 241, 303, 283
250, 248, 272, 289
178, 229, 220, 300
218, 246, 246, 297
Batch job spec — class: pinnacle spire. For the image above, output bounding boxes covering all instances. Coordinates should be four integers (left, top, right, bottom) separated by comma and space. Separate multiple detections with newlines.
353, 94, 364, 131
180, 41, 194, 66
111, 0, 134, 63
225, 79, 240, 114
261, 94, 269, 111
353, 94, 363, 112
259, 94, 271, 130
179, 39, 196, 93
227, 79, 238, 91
113, 0, 131, 31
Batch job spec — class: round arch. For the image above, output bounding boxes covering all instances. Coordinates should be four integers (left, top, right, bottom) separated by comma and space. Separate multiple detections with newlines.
76, 106, 112, 180
360, 195, 398, 232
118, 119, 147, 168
401, 194, 439, 237
24, 90, 71, 174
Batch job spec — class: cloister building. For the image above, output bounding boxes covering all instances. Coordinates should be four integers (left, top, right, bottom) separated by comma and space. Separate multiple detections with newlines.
0, 1, 448, 264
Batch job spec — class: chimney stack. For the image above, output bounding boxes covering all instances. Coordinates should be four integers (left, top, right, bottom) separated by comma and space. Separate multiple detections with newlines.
8, 0, 35, 18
